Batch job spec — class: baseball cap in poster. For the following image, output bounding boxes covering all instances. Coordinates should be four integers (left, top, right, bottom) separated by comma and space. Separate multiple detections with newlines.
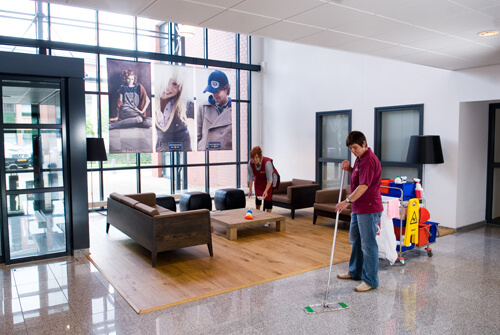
203, 70, 228, 93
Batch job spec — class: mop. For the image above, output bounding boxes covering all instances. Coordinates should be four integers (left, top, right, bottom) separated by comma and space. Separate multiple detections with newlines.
304, 169, 349, 314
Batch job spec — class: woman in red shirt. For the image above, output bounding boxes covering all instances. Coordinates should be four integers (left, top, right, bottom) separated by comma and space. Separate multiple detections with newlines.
336, 131, 383, 292
248, 146, 274, 226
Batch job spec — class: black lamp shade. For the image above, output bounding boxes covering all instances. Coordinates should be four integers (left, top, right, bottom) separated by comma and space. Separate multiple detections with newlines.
406, 135, 444, 164
86, 138, 107, 162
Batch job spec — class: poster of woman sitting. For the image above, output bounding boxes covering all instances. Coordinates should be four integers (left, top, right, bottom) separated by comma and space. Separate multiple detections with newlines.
107, 59, 152, 153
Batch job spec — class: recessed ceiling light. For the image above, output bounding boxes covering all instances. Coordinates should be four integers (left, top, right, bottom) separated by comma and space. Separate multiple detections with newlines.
477, 31, 499, 37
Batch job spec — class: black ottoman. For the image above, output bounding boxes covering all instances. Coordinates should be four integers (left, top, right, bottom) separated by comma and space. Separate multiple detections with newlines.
179, 192, 212, 212
156, 194, 176, 212
214, 188, 246, 210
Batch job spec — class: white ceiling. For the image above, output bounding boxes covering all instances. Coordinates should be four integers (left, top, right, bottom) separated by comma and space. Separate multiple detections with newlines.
45, 0, 500, 70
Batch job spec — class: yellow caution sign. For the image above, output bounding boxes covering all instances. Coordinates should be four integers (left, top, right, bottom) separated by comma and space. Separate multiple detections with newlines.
404, 198, 419, 246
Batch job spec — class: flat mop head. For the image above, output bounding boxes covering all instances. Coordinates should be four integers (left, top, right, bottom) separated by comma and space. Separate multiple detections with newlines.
303, 302, 348, 314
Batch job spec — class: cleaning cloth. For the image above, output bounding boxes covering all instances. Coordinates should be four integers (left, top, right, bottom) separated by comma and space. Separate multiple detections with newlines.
387, 198, 400, 219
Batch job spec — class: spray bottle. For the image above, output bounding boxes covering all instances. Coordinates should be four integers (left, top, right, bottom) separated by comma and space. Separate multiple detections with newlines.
395, 175, 402, 184
414, 178, 423, 198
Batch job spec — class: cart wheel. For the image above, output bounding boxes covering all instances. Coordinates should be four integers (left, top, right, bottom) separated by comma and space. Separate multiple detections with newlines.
398, 257, 405, 266
427, 250, 433, 257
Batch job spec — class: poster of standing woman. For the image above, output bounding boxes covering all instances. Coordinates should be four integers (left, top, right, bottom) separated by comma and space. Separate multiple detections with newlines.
107, 59, 152, 153
154, 64, 194, 152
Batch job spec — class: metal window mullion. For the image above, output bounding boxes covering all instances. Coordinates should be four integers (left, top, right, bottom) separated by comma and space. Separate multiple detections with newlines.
96, 10, 105, 203
247, 36, 252, 161
235, 34, 241, 188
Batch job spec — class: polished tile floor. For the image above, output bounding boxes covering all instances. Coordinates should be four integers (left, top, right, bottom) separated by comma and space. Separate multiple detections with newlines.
1, 223, 499, 334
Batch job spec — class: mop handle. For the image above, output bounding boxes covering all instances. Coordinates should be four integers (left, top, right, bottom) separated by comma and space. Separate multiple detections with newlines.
323, 168, 346, 305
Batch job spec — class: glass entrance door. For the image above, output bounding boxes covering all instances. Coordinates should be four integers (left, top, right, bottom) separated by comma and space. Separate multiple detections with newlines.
1, 78, 68, 263
487, 105, 500, 224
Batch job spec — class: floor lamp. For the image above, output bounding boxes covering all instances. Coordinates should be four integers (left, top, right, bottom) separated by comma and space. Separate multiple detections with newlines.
406, 135, 444, 186
87, 138, 107, 213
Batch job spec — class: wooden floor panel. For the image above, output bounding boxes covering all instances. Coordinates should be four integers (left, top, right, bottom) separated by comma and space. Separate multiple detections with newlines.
88, 208, 352, 314
88, 208, 454, 314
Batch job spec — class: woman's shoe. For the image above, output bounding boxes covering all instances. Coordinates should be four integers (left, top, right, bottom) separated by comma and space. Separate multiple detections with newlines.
337, 272, 352, 279
354, 282, 374, 292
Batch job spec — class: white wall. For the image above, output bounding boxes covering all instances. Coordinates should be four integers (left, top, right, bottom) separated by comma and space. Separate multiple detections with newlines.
456, 102, 489, 229
254, 38, 500, 229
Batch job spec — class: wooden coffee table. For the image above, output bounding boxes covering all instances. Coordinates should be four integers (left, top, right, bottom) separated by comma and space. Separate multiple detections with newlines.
210, 208, 286, 240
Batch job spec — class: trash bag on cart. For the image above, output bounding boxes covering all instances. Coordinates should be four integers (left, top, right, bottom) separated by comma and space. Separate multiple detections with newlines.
377, 209, 398, 265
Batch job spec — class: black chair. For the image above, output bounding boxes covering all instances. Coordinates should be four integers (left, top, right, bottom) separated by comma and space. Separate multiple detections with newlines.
179, 192, 212, 212
214, 188, 246, 210
156, 194, 176, 212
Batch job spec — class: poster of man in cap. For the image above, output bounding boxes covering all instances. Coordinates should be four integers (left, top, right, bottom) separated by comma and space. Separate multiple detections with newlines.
196, 69, 233, 151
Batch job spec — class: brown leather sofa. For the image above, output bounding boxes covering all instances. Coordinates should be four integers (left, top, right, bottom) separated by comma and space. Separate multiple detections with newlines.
272, 178, 321, 219
313, 187, 352, 224
107, 192, 213, 267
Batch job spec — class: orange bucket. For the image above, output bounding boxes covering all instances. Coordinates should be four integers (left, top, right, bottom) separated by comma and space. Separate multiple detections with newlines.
380, 179, 393, 194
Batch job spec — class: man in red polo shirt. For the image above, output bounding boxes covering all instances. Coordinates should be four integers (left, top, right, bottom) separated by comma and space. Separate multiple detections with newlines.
335, 131, 383, 292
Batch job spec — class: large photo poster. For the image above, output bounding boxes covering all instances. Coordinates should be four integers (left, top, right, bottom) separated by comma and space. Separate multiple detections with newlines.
107, 59, 152, 153
195, 68, 233, 151
154, 64, 195, 152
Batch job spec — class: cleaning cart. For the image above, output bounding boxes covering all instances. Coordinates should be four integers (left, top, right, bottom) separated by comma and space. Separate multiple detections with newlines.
380, 182, 439, 265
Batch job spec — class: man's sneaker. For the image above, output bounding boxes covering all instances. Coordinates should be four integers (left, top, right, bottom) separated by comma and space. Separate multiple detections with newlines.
337, 272, 352, 280
263, 222, 270, 227
354, 282, 374, 292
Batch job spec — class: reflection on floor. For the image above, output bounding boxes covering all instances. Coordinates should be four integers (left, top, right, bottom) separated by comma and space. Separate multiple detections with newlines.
8, 199, 66, 260
1, 217, 499, 334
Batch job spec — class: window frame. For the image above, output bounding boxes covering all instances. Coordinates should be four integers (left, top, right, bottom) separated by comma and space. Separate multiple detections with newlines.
315, 109, 352, 188
0, 1, 259, 204
374, 104, 424, 180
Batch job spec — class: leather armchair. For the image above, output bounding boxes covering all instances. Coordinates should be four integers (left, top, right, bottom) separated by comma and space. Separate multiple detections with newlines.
271, 178, 321, 219
313, 187, 351, 224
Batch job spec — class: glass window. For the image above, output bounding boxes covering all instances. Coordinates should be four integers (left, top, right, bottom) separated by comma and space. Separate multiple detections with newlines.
0, 1, 38, 39
380, 109, 420, 162
98, 11, 135, 50
88, 170, 102, 203
375, 104, 423, 180
103, 169, 137, 198
320, 162, 344, 189
2, 80, 61, 124
186, 166, 206, 194
0, 1, 252, 207
8, 191, 66, 260
239, 35, 249, 64
209, 165, 236, 195
240, 70, 249, 100
85, 94, 99, 137
316, 111, 351, 189
240, 102, 249, 162
240, 164, 249, 190
137, 17, 166, 53
183, 26, 205, 59
106, 153, 137, 169
49, 4, 96, 45
140, 167, 172, 194
207, 29, 236, 62
322, 114, 350, 160
4, 129, 63, 189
